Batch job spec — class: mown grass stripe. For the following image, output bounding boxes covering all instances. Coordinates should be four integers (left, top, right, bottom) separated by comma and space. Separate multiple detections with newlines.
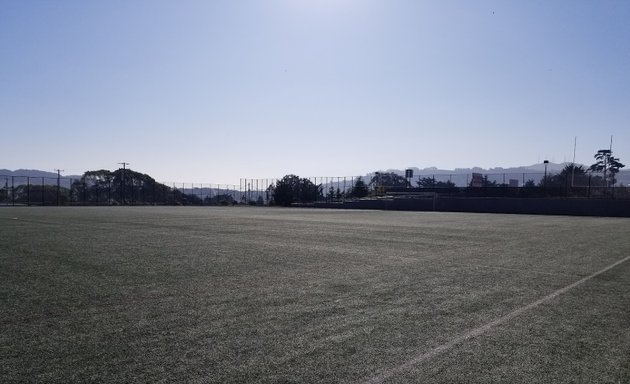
363, 255, 630, 384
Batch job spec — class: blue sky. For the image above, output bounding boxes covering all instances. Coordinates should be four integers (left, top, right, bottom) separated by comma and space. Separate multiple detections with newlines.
2, 0, 629, 184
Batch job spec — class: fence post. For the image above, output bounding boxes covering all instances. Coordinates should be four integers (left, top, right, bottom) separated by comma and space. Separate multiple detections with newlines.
68, 178, 72, 204
41, 177, 45, 206
24, 177, 29, 206
130, 177, 135, 205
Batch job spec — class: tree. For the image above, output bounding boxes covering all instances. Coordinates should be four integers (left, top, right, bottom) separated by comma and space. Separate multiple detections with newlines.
327, 186, 335, 201
349, 177, 368, 198
69, 168, 177, 205
299, 179, 321, 203
559, 163, 587, 187
469, 175, 497, 187
369, 172, 409, 188
271, 175, 321, 206
325, 187, 344, 201
560, 163, 587, 180
523, 179, 536, 188
417, 177, 455, 188
542, 164, 589, 189
0, 184, 7, 203
181, 193, 202, 206
109, 168, 175, 204
13, 184, 69, 205
589, 149, 625, 186
205, 194, 234, 206
72, 169, 113, 203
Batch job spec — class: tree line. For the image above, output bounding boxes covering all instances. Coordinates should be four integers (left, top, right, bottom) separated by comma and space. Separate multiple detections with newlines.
267, 175, 370, 206
3, 149, 625, 206
268, 149, 626, 205
4, 168, 236, 206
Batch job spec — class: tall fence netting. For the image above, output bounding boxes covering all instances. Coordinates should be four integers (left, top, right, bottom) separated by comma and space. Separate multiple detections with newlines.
1, 171, 628, 206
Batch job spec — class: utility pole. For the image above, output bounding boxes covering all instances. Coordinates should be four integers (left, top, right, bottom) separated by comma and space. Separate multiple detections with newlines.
118, 162, 129, 204
55, 169, 64, 206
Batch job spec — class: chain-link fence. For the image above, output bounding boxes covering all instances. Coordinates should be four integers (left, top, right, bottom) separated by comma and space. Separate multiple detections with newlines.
239, 172, 630, 202
408, 171, 629, 199
0, 175, 248, 206
1, 171, 628, 206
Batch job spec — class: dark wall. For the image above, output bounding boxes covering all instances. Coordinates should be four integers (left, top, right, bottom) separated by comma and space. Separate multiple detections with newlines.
436, 197, 630, 217
316, 197, 630, 217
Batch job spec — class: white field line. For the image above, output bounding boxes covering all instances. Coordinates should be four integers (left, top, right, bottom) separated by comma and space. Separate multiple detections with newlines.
444, 260, 582, 278
362, 255, 630, 384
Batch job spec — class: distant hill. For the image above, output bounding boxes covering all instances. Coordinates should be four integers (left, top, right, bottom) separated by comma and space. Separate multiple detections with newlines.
363, 162, 630, 187
0, 169, 82, 188
382, 162, 570, 176
2, 163, 629, 189
0, 169, 82, 179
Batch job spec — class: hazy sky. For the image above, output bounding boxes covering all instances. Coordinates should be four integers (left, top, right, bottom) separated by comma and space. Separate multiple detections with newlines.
2, 0, 629, 184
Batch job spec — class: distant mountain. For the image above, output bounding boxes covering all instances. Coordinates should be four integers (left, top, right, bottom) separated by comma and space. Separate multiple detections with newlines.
0, 169, 82, 179
3, 163, 629, 189
380, 162, 572, 176
0, 169, 83, 188
363, 162, 630, 187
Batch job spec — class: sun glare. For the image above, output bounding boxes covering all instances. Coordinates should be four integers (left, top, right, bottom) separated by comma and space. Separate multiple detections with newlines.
282, 0, 364, 15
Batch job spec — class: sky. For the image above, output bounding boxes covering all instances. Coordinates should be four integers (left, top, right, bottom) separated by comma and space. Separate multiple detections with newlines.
2, 0, 629, 185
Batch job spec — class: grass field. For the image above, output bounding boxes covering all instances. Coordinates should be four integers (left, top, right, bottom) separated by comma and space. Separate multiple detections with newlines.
1, 206, 629, 383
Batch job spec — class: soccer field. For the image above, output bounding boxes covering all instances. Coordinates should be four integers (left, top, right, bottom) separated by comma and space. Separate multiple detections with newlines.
1, 207, 629, 383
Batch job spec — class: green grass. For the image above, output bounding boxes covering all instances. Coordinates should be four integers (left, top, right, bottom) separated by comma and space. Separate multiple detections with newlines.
1, 207, 629, 383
